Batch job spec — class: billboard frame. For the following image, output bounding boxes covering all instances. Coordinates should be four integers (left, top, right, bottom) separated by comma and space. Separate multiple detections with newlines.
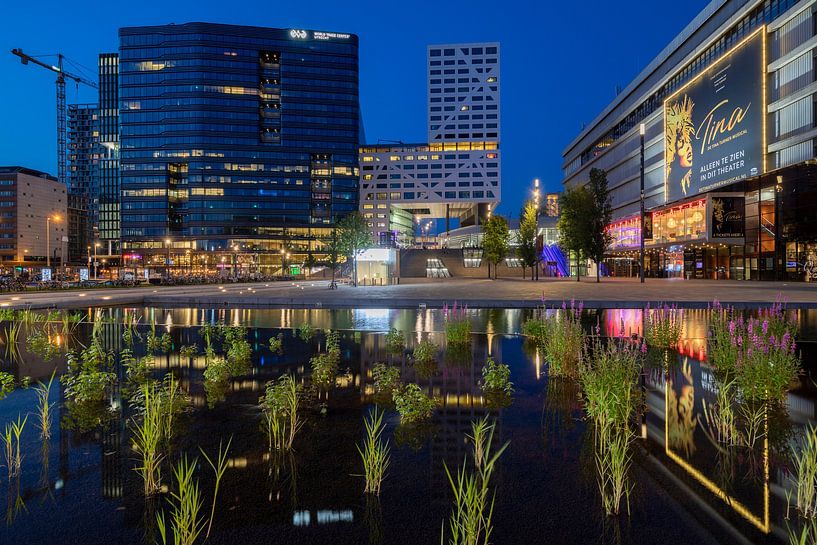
663, 25, 767, 204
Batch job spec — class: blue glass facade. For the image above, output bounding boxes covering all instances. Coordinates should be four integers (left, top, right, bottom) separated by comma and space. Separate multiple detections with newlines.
118, 23, 359, 272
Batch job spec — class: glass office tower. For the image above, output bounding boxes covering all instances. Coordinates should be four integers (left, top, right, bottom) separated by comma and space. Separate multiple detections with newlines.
98, 52, 120, 257
118, 23, 359, 275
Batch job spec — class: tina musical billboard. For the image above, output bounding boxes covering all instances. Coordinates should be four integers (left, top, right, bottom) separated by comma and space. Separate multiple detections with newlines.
664, 27, 766, 203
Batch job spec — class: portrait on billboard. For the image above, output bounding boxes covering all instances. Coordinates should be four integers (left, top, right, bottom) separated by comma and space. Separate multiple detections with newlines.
664, 27, 766, 203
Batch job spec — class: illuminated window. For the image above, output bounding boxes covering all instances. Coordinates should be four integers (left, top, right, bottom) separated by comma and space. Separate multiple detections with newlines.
362, 156, 374, 162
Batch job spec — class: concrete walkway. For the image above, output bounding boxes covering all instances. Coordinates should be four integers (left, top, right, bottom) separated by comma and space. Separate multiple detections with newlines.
0, 277, 814, 310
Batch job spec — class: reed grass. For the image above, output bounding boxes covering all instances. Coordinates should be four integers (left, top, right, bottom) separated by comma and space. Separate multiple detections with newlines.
157, 456, 205, 545
594, 424, 633, 516
4, 320, 22, 362
357, 407, 390, 495
131, 382, 164, 496
523, 301, 584, 378
34, 371, 56, 441
790, 425, 817, 519
260, 375, 303, 451
444, 303, 472, 346
644, 303, 682, 349
2, 414, 28, 479
200, 437, 232, 539
701, 378, 739, 446
441, 416, 509, 545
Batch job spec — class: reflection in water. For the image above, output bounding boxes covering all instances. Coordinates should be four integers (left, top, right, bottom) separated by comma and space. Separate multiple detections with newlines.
0, 307, 815, 544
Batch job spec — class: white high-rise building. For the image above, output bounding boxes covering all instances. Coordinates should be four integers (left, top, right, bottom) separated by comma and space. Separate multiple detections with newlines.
360, 42, 501, 247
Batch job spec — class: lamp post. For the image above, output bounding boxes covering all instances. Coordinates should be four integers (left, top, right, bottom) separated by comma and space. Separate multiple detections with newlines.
46, 214, 61, 269
534, 178, 540, 281
93, 242, 100, 279
164, 238, 172, 279
639, 123, 646, 284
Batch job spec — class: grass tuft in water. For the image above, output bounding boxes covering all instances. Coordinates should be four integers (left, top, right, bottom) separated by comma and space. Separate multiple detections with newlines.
441, 416, 509, 545
643, 303, 682, 349
357, 407, 390, 496
260, 375, 303, 451
522, 301, 584, 378
131, 382, 165, 496
157, 456, 205, 545
2, 414, 28, 480
200, 437, 232, 539
443, 302, 472, 346
580, 337, 641, 516
34, 371, 56, 441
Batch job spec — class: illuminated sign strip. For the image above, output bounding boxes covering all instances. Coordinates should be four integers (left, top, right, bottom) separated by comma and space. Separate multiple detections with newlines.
664, 381, 770, 533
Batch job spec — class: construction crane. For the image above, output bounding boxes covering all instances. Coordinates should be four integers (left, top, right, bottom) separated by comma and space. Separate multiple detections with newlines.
10, 48, 98, 187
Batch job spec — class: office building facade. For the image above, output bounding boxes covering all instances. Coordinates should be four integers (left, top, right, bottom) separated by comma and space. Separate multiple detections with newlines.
118, 23, 360, 274
0, 167, 68, 269
98, 52, 120, 257
67, 103, 99, 263
563, 0, 817, 281
360, 43, 501, 246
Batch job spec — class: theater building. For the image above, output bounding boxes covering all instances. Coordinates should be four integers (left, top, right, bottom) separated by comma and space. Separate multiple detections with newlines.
562, 0, 817, 281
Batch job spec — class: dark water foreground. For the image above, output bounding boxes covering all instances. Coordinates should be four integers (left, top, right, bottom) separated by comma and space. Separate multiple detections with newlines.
0, 306, 815, 545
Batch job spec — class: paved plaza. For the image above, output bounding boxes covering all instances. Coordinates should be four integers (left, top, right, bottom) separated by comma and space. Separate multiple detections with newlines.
0, 276, 815, 310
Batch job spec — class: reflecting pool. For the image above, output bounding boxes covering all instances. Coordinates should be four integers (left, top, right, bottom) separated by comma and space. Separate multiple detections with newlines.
0, 306, 814, 544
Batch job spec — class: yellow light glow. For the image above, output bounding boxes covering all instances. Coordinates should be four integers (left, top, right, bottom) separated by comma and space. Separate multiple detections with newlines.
664, 379, 769, 533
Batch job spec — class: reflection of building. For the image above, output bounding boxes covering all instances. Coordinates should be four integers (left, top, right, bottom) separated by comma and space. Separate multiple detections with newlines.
564, 2, 817, 281
360, 43, 501, 247
118, 23, 360, 274
0, 167, 68, 270
641, 353, 817, 541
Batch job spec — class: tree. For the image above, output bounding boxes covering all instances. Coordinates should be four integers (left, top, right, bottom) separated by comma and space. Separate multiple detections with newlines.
557, 186, 594, 282
518, 199, 539, 281
304, 251, 317, 278
324, 228, 342, 288
337, 212, 372, 287
587, 168, 613, 283
482, 215, 510, 280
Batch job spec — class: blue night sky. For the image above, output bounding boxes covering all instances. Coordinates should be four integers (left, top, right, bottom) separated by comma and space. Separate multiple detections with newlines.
1, 0, 709, 218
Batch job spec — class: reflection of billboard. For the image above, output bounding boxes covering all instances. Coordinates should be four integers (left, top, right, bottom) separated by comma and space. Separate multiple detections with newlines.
664, 27, 765, 203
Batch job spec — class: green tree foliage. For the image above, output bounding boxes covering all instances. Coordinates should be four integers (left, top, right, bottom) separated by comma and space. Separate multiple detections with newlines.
587, 168, 613, 283
557, 186, 594, 281
324, 228, 343, 287
482, 215, 510, 280
337, 212, 373, 287
518, 199, 539, 280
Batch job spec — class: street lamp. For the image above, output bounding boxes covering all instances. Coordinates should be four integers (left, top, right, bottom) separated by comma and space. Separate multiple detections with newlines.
533, 178, 541, 280
45, 214, 62, 269
94, 242, 100, 280
639, 123, 646, 284
165, 238, 172, 279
